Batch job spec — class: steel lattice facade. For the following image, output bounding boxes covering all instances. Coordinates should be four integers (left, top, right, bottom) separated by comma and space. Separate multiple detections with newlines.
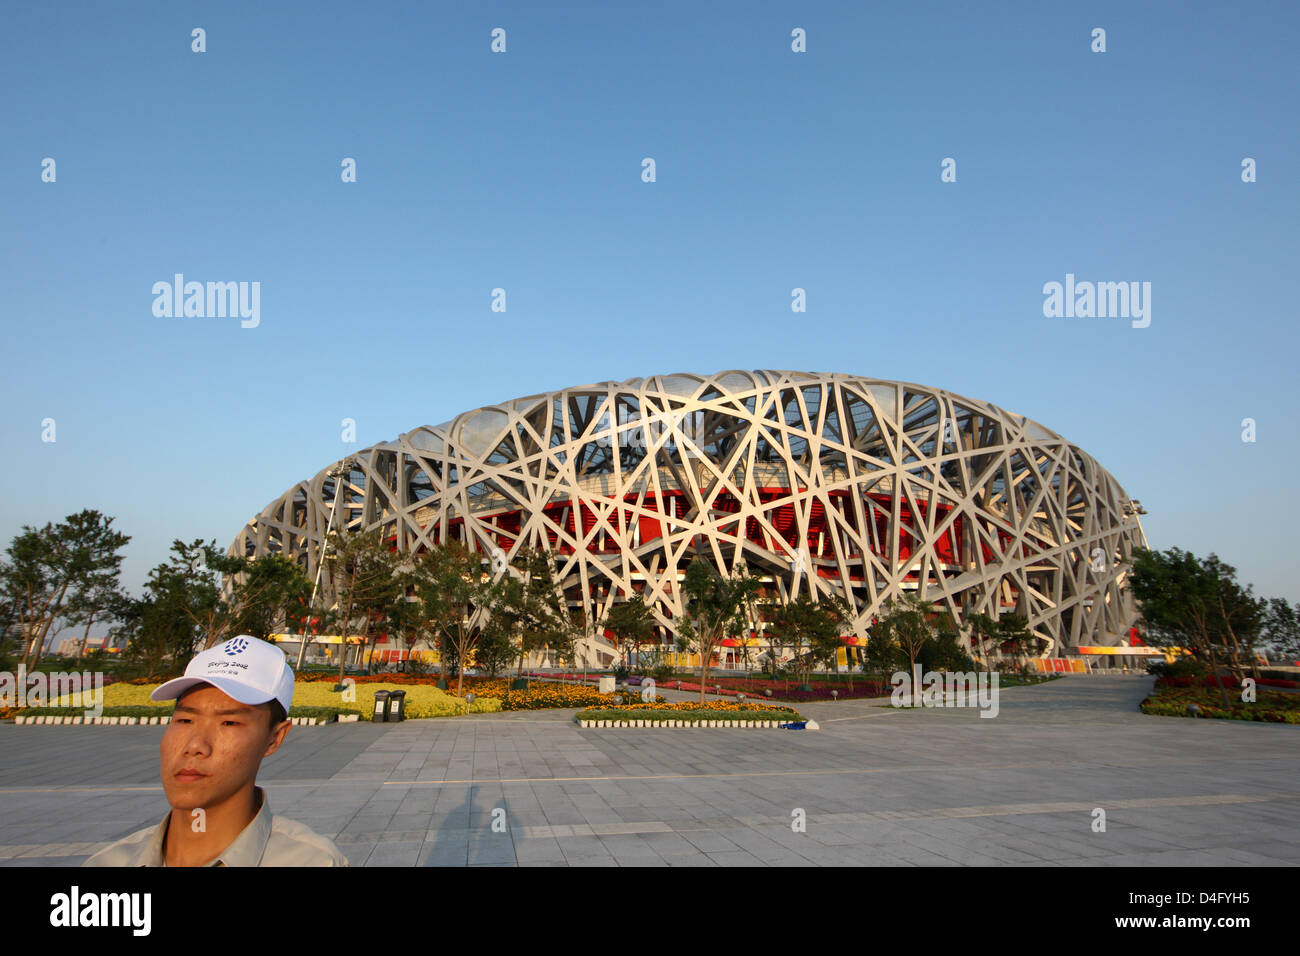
229, 370, 1147, 656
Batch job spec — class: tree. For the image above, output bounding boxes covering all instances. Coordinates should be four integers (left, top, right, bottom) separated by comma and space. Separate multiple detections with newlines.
768, 593, 850, 689
862, 615, 906, 679
869, 593, 936, 671
605, 593, 657, 669
677, 559, 760, 706
118, 578, 205, 680
0, 593, 18, 671
995, 613, 1037, 669
963, 611, 1000, 670
52, 514, 131, 667
1262, 598, 1300, 662
918, 628, 977, 673
408, 542, 505, 697
473, 619, 516, 677
1127, 547, 1266, 707
223, 553, 312, 644
66, 584, 131, 667
1, 510, 130, 670
499, 548, 573, 677
320, 527, 406, 688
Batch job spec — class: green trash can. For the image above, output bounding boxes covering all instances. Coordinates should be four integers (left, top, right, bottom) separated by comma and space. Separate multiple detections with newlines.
387, 689, 407, 722
371, 690, 390, 723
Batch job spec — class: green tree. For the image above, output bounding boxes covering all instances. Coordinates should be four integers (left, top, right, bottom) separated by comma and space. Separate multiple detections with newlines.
320, 527, 406, 688
473, 619, 516, 677
1262, 598, 1300, 662
408, 542, 505, 697
862, 615, 906, 680
502, 548, 574, 677
223, 553, 312, 644
868, 593, 936, 671
963, 611, 1000, 670
1127, 547, 1266, 707
768, 593, 850, 689
677, 559, 760, 706
994, 613, 1037, 670
605, 593, 657, 669
1, 510, 130, 670
918, 629, 977, 673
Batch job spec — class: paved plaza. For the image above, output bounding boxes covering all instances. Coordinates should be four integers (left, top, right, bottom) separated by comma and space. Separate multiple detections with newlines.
1, 675, 1297, 866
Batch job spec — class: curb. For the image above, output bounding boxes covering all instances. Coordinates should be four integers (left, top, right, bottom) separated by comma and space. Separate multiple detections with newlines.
575, 718, 818, 730
13, 715, 171, 726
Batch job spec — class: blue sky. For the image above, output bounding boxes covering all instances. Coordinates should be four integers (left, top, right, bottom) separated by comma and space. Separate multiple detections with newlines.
2, 0, 1297, 606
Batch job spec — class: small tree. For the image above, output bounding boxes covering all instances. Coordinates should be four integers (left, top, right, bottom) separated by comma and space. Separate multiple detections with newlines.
320, 527, 406, 688
963, 611, 1000, 670
1262, 598, 1300, 662
918, 629, 977, 673
605, 593, 657, 669
409, 542, 505, 697
768, 593, 850, 689
995, 613, 1035, 670
473, 619, 516, 677
678, 560, 760, 706
869, 593, 936, 671
503, 548, 574, 677
862, 616, 905, 680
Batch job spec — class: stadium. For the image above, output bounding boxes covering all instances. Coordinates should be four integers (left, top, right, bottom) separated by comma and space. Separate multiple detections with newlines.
229, 370, 1149, 670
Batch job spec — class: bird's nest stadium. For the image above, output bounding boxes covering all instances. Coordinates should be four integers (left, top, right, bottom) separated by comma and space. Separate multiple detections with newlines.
229, 370, 1147, 666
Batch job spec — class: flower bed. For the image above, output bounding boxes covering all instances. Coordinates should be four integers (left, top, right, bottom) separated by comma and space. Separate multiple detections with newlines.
1157, 675, 1300, 690
662, 676, 891, 703
577, 699, 802, 724
284, 682, 501, 718
36, 681, 501, 719
1140, 682, 1300, 724
19, 676, 645, 719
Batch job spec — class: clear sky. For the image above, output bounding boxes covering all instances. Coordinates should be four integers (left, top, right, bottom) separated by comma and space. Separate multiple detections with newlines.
2, 0, 1297, 606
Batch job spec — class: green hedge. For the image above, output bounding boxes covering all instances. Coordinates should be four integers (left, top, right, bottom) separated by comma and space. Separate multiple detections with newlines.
1139, 699, 1300, 724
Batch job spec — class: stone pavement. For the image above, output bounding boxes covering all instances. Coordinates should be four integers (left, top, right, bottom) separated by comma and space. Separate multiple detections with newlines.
1, 675, 1297, 866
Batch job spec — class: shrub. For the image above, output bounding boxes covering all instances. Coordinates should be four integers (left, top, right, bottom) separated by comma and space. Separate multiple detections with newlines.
1147, 657, 1209, 679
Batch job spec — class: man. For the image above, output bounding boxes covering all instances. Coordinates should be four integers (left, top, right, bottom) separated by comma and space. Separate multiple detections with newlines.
84, 635, 348, 867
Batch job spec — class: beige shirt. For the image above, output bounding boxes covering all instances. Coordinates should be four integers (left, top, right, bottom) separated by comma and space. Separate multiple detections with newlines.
82, 787, 349, 867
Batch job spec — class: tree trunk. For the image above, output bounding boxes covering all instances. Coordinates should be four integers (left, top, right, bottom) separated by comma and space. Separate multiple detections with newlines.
74, 613, 96, 667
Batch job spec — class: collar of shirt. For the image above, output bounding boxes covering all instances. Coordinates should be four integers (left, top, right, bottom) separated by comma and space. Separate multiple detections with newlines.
149, 786, 273, 867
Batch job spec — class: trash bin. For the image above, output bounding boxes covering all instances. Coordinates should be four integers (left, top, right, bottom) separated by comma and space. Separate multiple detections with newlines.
371, 690, 390, 723
387, 689, 407, 722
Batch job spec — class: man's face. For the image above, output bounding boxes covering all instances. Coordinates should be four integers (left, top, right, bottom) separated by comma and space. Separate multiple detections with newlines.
160, 684, 289, 811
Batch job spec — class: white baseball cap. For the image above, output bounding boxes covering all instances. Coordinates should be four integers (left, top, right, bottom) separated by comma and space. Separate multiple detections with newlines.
152, 635, 295, 716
